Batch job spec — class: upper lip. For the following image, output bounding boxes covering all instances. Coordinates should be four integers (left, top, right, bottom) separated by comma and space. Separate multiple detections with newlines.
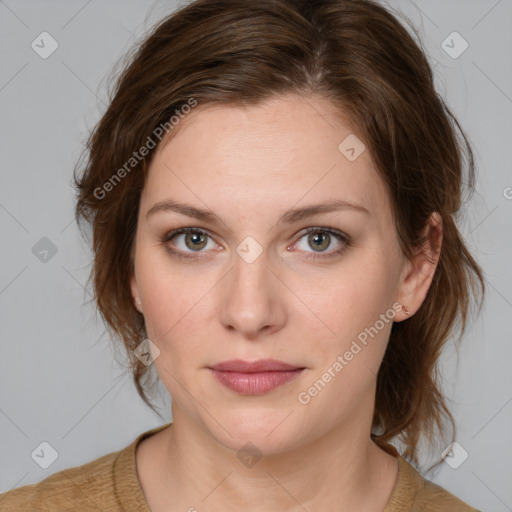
209, 359, 303, 372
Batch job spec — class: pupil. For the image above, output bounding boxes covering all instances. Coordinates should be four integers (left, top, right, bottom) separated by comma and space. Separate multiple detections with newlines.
187, 232, 206, 250
311, 232, 328, 250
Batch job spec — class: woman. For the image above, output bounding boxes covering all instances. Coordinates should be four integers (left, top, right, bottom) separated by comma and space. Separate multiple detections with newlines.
0, 0, 484, 510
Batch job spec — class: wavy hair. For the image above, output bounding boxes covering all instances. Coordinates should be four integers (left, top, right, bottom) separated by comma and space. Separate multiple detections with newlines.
74, 0, 485, 470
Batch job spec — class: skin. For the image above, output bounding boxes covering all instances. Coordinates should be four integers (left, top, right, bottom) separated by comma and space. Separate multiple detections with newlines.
130, 93, 442, 512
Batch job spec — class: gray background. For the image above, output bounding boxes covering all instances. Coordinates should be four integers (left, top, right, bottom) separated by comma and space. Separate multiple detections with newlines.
0, 1, 511, 510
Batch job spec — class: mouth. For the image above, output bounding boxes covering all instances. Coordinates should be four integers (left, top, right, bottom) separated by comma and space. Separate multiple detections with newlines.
208, 359, 306, 395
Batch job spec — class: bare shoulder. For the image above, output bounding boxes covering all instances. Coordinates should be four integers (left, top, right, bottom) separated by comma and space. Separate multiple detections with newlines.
0, 449, 121, 512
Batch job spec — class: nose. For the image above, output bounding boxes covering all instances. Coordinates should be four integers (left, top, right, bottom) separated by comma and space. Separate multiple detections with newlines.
219, 249, 287, 339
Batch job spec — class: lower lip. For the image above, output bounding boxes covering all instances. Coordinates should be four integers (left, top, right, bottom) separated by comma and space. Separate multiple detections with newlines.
210, 369, 305, 394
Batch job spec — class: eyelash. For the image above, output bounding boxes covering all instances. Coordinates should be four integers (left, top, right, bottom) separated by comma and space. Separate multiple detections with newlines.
160, 226, 351, 261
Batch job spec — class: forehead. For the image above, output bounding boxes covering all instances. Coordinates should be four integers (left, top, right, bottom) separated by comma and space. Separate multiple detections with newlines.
142, 94, 388, 221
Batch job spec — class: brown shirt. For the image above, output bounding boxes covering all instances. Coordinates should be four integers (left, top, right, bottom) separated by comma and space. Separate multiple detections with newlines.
0, 423, 480, 511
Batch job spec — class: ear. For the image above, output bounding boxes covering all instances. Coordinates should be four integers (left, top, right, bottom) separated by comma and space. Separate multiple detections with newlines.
394, 212, 442, 321
130, 272, 143, 313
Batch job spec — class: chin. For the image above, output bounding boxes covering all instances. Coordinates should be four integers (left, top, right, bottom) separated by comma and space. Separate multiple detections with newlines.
203, 409, 304, 456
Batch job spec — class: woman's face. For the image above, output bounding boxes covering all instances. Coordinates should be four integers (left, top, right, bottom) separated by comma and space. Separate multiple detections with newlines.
130, 93, 423, 454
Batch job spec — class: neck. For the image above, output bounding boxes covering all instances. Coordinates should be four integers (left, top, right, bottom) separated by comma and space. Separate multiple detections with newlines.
141, 408, 399, 512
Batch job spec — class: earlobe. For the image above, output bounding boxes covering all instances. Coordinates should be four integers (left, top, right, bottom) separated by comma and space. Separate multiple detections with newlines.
134, 296, 143, 312
130, 274, 143, 313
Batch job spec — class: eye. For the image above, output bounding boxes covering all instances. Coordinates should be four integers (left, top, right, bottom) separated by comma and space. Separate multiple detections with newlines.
162, 228, 219, 259
161, 226, 351, 261
291, 227, 350, 260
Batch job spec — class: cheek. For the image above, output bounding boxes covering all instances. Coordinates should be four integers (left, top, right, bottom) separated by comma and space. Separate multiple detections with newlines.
135, 245, 221, 358
141, 271, 212, 344
291, 257, 396, 340
289, 257, 399, 400
294, 268, 396, 414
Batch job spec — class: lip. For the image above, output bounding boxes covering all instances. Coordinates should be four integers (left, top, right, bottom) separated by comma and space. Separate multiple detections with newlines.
208, 359, 305, 395
209, 359, 302, 372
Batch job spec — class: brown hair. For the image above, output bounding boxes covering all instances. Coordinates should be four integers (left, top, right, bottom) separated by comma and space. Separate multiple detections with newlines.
74, 0, 485, 470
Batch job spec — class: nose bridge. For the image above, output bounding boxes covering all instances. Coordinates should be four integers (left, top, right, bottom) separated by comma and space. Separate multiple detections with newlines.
219, 241, 284, 336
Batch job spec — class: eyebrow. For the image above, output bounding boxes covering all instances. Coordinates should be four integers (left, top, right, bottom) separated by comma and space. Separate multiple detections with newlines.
146, 198, 370, 225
